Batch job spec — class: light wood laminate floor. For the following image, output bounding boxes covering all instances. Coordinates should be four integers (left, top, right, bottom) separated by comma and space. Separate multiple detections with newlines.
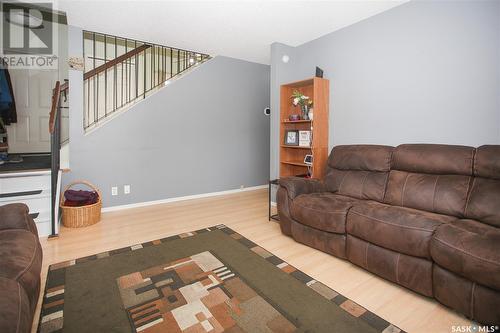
34, 189, 472, 332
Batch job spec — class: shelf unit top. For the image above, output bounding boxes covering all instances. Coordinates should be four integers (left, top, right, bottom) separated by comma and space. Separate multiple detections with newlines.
282, 78, 315, 88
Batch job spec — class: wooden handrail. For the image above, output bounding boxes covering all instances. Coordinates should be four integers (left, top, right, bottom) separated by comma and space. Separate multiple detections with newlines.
49, 81, 61, 134
83, 44, 152, 80
60, 81, 68, 92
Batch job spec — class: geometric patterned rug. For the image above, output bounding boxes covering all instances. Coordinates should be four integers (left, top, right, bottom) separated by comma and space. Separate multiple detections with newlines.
38, 224, 405, 333
118, 251, 296, 332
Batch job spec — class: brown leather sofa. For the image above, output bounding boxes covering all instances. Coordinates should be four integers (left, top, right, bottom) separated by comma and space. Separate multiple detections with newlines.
277, 144, 500, 325
0, 203, 43, 333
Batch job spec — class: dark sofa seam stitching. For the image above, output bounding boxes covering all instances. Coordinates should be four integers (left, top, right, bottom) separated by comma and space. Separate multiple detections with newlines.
463, 149, 476, 217
395, 253, 401, 284
401, 173, 410, 207
293, 219, 346, 236
293, 201, 349, 214
365, 242, 369, 268
350, 210, 436, 232
337, 169, 349, 193
431, 175, 439, 213
463, 177, 476, 218
471, 148, 476, 177
382, 172, 390, 203
470, 282, 476, 319
448, 223, 489, 236
14, 233, 38, 280
433, 237, 500, 266
463, 177, 472, 216
382, 150, 395, 202
360, 172, 369, 199
16, 282, 21, 333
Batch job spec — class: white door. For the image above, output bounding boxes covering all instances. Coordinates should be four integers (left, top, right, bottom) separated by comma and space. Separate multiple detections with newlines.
5, 68, 57, 153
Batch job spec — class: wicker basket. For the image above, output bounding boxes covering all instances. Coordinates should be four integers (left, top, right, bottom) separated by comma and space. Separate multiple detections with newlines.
60, 180, 102, 228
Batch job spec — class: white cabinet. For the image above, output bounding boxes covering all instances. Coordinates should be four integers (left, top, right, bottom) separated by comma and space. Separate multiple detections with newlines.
0, 171, 52, 237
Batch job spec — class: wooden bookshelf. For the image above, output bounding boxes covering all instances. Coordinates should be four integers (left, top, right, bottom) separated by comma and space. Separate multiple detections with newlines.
279, 77, 329, 179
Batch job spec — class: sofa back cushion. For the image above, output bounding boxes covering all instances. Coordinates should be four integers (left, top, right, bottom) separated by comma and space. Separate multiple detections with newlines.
384, 144, 475, 217
465, 145, 500, 227
384, 144, 474, 217
324, 145, 393, 201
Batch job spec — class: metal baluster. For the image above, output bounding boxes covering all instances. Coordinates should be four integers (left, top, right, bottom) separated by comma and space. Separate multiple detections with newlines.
83, 33, 86, 127
124, 40, 127, 104
150, 46, 153, 93
104, 34, 107, 117
114, 36, 117, 113
121, 39, 124, 107
128, 40, 131, 103
83, 34, 87, 127
135, 41, 138, 99
93, 33, 97, 125
87, 79, 90, 128
153, 45, 156, 88
143, 48, 146, 98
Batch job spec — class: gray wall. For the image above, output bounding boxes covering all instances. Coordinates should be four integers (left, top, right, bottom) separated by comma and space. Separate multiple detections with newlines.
67, 26, 270, 207
270, 0, 500, 179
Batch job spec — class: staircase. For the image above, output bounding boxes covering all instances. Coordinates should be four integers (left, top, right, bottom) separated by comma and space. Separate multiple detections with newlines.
83, 31, 210, 130
0, 81, 67, 238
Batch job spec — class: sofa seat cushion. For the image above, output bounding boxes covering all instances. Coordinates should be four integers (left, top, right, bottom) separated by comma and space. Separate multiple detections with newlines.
0, 277, 32, 333
0, 229, 42, 308
290, 193, 359, 234
346, 202, 455, 258
430, 219, 500, 290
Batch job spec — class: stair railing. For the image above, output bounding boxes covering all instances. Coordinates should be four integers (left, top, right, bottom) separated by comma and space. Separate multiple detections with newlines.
48, 81, 63, 238
83, 31, 210, 129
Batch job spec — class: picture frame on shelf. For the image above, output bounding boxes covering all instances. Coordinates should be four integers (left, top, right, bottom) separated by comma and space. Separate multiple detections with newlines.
304, 154, 313, 165
299, 130, 311, 147
284, 130, 299, 146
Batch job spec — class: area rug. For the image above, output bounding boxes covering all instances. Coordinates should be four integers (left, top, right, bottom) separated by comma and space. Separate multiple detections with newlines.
38, 224, 405, 333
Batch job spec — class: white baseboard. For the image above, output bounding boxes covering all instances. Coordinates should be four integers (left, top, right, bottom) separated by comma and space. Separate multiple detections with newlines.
102, 185, 267, 213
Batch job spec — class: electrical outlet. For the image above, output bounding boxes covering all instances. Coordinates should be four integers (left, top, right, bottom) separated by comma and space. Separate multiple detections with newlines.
111, 186, 118, 196
240, 185, 244, 189
124, 185, 131, 194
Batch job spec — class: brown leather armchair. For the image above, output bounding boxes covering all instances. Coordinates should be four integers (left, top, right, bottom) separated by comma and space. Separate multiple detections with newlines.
0, 203, 43, 333
277, 144, 500, 325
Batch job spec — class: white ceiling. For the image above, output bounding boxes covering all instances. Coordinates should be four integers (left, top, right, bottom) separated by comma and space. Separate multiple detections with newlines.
58, 0, 407, 64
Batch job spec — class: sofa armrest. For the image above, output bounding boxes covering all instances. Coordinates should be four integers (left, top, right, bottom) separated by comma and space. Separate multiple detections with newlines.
0, 203, 37, 235
279, 177, 324, 200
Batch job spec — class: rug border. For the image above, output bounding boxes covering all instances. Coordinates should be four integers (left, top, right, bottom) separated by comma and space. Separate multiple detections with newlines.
38, 224, 405, 333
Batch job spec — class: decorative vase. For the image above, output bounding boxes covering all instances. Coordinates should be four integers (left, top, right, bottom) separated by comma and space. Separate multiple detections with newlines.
308, 108, 314, 121
301, 105, 309, 120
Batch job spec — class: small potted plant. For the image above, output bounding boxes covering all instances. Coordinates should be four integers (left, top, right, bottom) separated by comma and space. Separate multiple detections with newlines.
291, 90, 313, 120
